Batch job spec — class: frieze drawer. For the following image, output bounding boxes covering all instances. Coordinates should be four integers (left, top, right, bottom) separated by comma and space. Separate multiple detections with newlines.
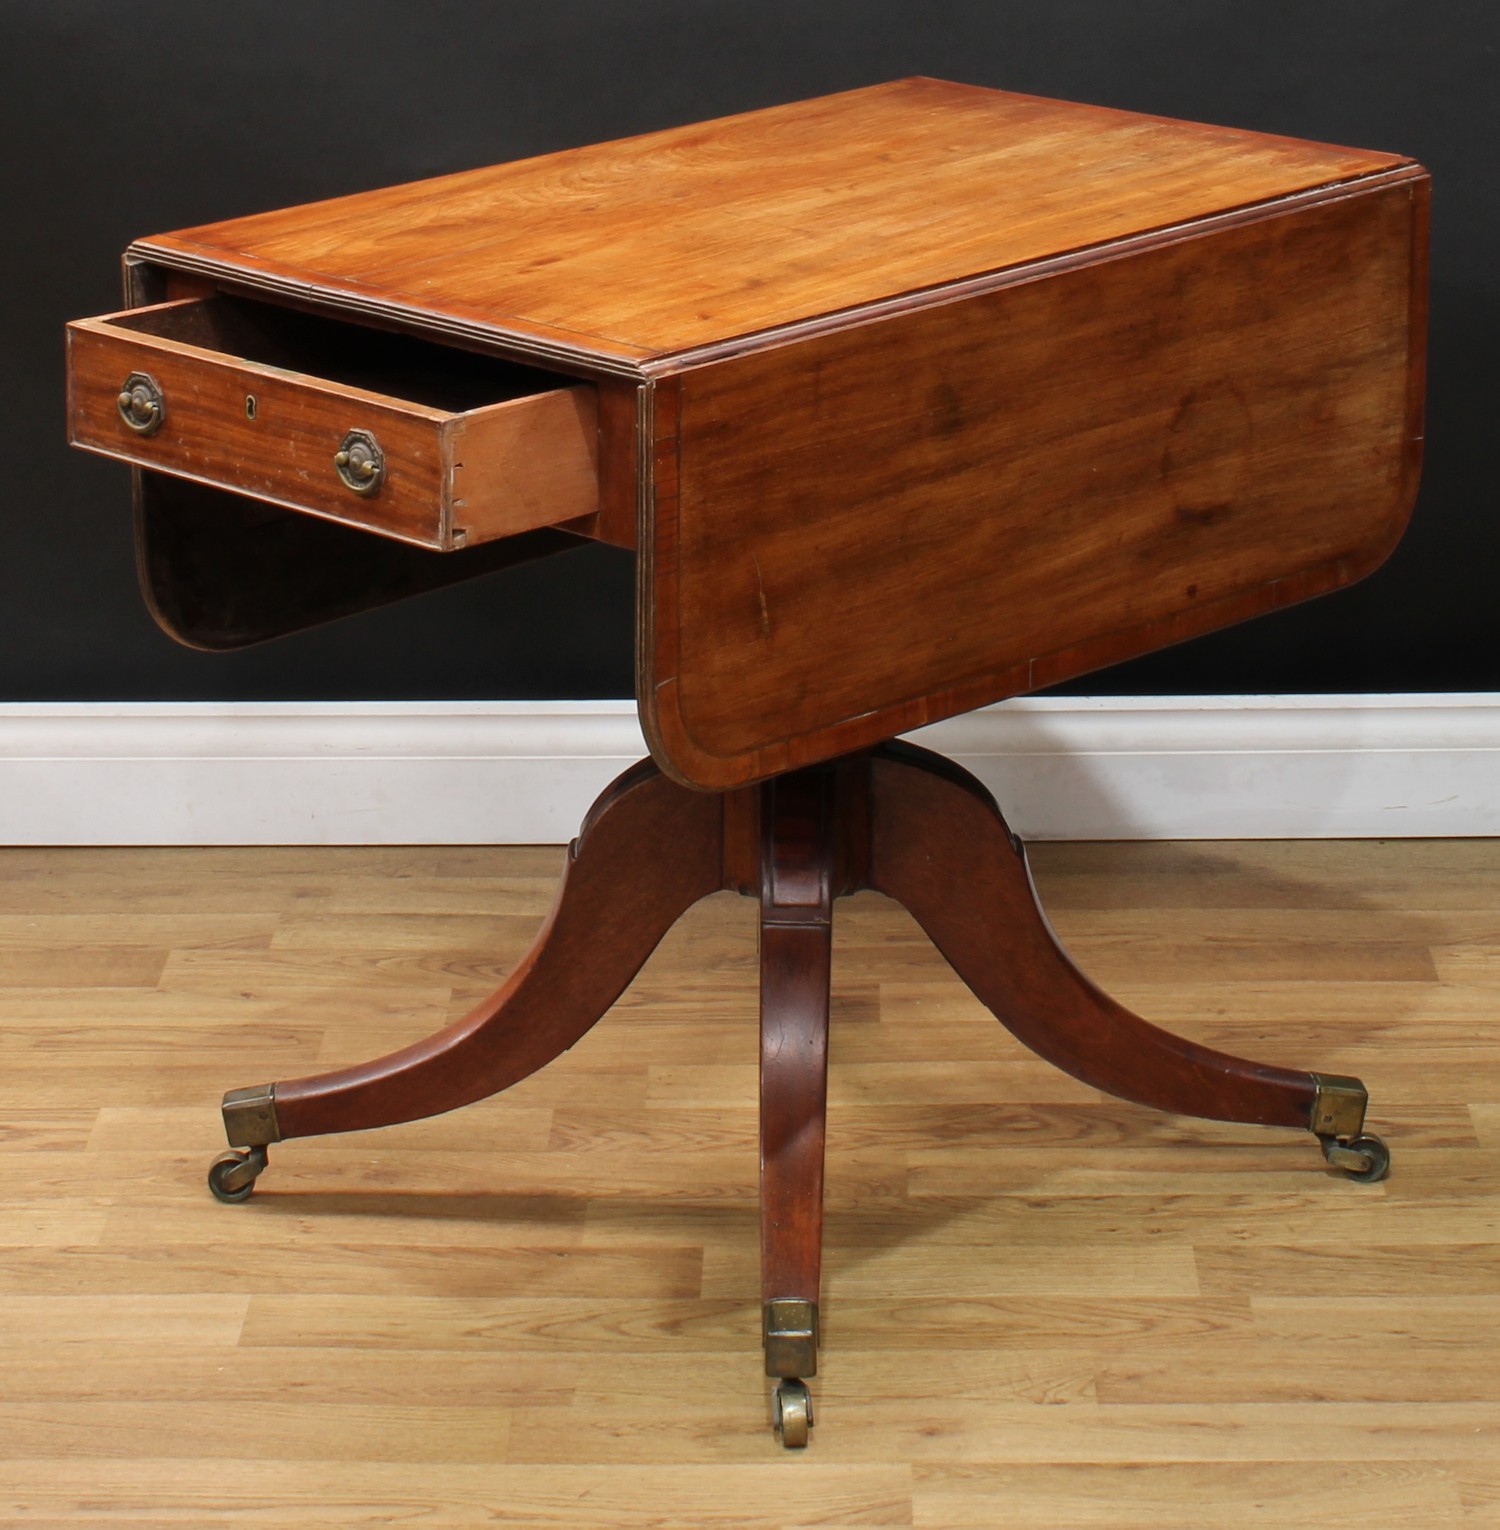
66, 294, 598, 550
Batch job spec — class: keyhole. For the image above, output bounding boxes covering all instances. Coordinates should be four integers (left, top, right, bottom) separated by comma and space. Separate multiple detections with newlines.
245, 395, 257, 420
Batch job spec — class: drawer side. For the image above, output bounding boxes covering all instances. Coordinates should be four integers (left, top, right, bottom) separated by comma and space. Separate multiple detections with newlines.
449, 387, 599, 548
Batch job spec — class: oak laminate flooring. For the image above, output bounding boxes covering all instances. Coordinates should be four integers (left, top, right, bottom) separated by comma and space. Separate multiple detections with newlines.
0, 838, 1496, 1525
912, 1461, 1465, 1529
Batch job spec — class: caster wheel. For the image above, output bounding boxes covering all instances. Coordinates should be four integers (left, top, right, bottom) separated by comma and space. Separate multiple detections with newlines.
773, 1378, 813, 1449
1321, 1132, 1390, 1183
208, 1146, 268, 1203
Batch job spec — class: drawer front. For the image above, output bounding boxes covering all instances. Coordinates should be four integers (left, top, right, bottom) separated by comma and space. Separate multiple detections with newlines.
66, 298, 598, 550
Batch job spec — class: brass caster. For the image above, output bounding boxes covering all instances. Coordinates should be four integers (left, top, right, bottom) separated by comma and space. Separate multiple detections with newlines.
772, 1378, 813, 1449
208, 1145, 269, 1203
1320, 1132, 1390, 1183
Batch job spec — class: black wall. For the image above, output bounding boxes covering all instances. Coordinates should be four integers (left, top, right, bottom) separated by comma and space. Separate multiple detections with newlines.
4, 0, 1495, 702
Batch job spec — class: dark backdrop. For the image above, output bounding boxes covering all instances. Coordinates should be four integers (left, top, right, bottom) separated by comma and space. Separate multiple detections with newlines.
4, 0, 1495, 702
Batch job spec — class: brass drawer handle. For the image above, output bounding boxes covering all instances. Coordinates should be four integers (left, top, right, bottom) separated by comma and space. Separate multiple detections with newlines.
334, 429, 384, 495
117, 372, 164, 436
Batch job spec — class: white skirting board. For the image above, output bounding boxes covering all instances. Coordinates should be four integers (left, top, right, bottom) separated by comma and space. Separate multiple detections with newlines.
0, 694, 1496, 845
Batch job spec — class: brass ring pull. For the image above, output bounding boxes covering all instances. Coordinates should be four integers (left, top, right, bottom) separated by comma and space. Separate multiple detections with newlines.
117, 372, 164, 436
334, 429, 384, 495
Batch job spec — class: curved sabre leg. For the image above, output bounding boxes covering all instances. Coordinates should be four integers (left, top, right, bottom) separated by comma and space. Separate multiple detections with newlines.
209, 759, 726, 1196
758, 767, 834, 1448
865, 741, 1385, 1176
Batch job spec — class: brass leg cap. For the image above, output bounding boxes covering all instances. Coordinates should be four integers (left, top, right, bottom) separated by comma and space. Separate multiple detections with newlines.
763, 1298, 818, 1378
1309, 1073, 1367, 1140
222, 1083, 280, 1148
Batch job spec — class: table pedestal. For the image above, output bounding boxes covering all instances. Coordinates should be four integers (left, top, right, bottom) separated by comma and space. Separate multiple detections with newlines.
207, 741, 1389, 1447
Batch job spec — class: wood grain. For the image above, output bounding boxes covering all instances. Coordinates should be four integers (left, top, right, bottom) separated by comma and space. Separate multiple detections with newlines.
0, 834, 1494, 1524
74, 81, 1425, 781
268, 760, 724, 1140
131, 78, 1408, 365
758, 768, 834, 1346
644, 176, 1426, 784
867, 744, 1323, 1129
68, 297, 598, 550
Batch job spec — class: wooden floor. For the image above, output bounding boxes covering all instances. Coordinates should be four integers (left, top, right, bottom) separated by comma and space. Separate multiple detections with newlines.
1, 836, 1497, 1527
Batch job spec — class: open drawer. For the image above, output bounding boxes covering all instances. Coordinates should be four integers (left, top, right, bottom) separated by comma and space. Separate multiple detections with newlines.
66, 295, 599, 550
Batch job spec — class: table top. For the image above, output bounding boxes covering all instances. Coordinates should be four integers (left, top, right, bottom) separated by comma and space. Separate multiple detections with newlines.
133, 77, 1408, 373
111, 81, 1427, 791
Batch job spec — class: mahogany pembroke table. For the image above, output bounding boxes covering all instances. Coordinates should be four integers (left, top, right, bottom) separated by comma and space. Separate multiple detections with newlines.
65, 79, 1428, 1448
